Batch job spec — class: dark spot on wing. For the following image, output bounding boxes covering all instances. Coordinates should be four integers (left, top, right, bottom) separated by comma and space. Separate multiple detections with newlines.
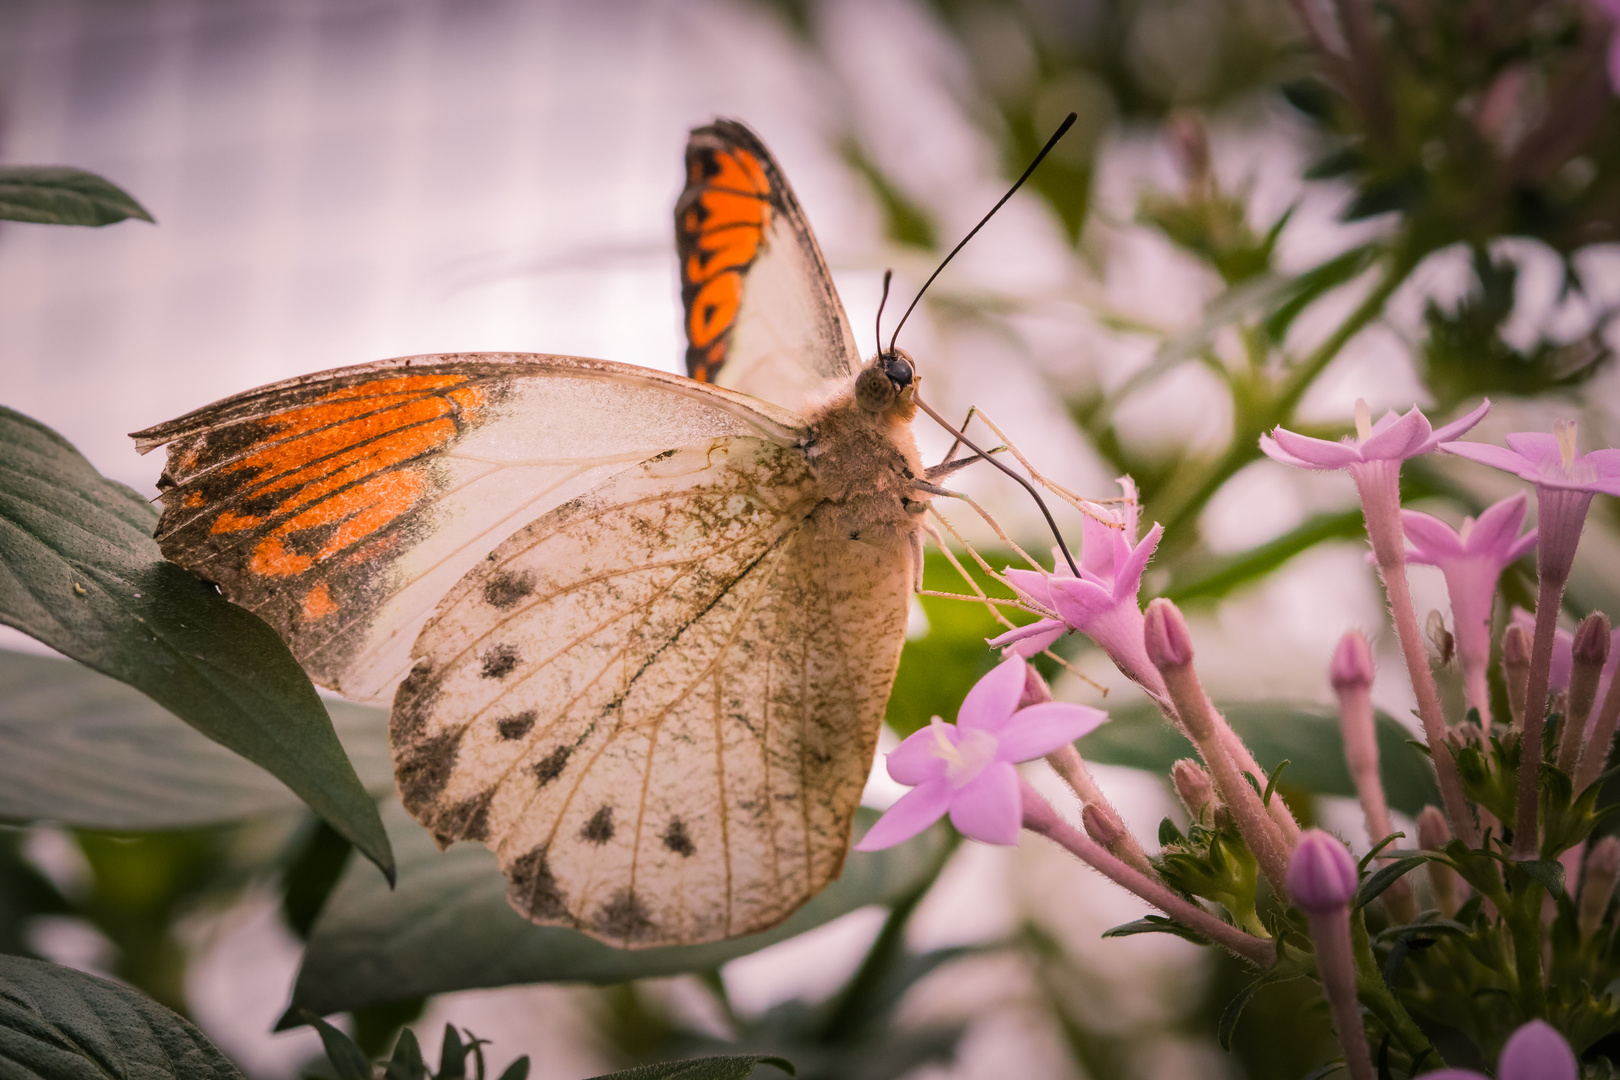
662, 817, 695, 857
507, 845, 569, 920
594, 888, 655, 942
394, 726, 464, 815
482, 570, 535, 610
390, 659, 440, 745
496, 711, 536, 740
481, 644, 520, 679
581, 805, 615, 845
533, 745, 571, 788
431, 788, 496, 846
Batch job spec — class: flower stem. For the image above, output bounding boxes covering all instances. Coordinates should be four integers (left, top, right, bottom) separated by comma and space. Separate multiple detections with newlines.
1515, 570, 1566, 860
1309, 908, 1376, 1080
1045, 744, 1155, 874
1020, 781, 1276, 968
1352, 460, 1479, 847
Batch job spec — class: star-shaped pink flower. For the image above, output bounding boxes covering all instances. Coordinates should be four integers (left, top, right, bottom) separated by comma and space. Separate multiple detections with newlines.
990, 478, 1166, 696
1403, 493, 1537, 723
856, 655, 1107, 850
1260, 399, 1491, 473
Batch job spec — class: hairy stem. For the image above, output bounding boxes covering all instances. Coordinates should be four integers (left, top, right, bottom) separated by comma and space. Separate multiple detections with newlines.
1021, 782, 1275, 968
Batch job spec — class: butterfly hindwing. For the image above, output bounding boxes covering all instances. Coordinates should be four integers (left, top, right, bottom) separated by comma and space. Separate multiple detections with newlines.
677, 120, 861, 413
131, 354, 807, 703
392, 436, 913, 946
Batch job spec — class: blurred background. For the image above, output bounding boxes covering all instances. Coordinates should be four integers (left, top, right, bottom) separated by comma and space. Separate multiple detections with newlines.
1, 0, 1618, 1077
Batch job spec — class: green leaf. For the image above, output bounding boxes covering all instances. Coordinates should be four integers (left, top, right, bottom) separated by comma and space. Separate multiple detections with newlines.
0, 167, 154, 226
0, 953, 244, 1079
1078, 701, 1439, 815
301, 1012, 372, 1080
588, 1057, 793, 1080
1218, 974, 1289, 1051
1352, 855, 1428, 912
1165, 510, 1365, 603
0, 648, 391, 829
437, 1025, 465, 1080
287, 801, 952, 1016
495, 1059, 530, 1080
383, 1028, 427, 1080
0, 407, 392, 879
1517, 859, 1567, 900
1101, 916, 1206, 944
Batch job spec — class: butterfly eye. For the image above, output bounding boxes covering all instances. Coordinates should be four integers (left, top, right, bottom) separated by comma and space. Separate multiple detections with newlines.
885, 352, 914, 388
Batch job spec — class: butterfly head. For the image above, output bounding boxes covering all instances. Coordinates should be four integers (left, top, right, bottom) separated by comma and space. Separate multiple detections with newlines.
855, 349, 918, 416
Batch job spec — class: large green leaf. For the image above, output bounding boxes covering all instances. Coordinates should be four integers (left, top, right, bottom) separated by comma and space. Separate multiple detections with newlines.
0, 954, 244, 1080
0, 167, 154, 227
590, 1057, 794, 1080
1078, 700, 1439, 815
287, 801, 952, 1017
0, 648, 391, 829
0, 407, 391, 879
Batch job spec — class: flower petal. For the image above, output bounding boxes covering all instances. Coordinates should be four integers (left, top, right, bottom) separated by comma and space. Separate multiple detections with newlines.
854, 780, 953, 851
1440, 439, 1540, 482
886, 725, 951, 785
1506, 529, 1538, 564
1257, 434, 1319, 469
1465, 492, 1528, 554
1582, 448, 1620, 495
995, 702, 1109, 761
1270, 427, 1363, 469
1113, 522, 1163, 602
957, 654, 1028, 732
1401, 510, 1464, 563
987, 620, 1065, 658
1420, 398, 1491, 450
947, 761, 1022, 845
1359, 407, 1430, 460
1504, 431, 1561, 468
1049, 576, 1120, 627
1079, 506, 1121, 579
1003, 567, 1055, 607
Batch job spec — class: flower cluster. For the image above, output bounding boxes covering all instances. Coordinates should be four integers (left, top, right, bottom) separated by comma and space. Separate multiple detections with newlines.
864, 400, 1620, 1078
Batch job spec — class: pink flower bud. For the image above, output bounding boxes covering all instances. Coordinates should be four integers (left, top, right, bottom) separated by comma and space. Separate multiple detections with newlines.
1171, 758, 1217, 824
1416, 805, 1452, 850
1329, 630, 1374, 691
1498, 1019, 1577, 1080
1580, 836, 1620, 941
1575, 612, 1612, 668
1082, 803, 1127, 850
1504, 623, 1531, 667
1143, 597, 1194, 670
1287, 830, 1358, 914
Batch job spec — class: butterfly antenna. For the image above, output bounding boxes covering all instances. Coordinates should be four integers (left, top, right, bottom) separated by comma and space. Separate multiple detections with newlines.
886, 111, 1076, 354
913, 395, 1080, 578
874, 268, 893, 360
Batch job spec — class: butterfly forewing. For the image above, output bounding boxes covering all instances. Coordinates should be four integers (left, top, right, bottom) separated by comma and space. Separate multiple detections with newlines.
131, 355, 807, 702
393, 436, 912, 946
678, 121, 860, 414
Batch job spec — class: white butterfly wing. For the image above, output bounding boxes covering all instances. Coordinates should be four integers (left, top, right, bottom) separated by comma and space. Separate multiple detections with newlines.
132, 354, 807, 703
393, 436, 914, 946
677, 121, 861, 414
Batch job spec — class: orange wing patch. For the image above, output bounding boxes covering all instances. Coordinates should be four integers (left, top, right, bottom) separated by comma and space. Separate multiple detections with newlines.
677, 142, 773, 383
140, 371, 489, 687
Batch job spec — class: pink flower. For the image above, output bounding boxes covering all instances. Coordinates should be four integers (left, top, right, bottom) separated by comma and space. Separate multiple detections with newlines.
991, 477, 1166, 694
1260, 399, 1491, 473
1421, 1019, 1576, 1080
1404, 494, 1537, 722
1288, 829, 1359, 914
856, 656, 1107, 850
1442, 421, 1620, 586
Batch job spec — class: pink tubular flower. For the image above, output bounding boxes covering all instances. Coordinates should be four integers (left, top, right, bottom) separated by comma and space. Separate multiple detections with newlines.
1260, 399, 1491, 474
1442, 421, 1620, 586
1422, 1019, 1576, 1080
1404, 494, 1537, 723
856, 655, 1107, 851
992, 477, 1166, 695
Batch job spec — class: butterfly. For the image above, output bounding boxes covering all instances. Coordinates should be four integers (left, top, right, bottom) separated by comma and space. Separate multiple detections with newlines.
130, 120, 939, 949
